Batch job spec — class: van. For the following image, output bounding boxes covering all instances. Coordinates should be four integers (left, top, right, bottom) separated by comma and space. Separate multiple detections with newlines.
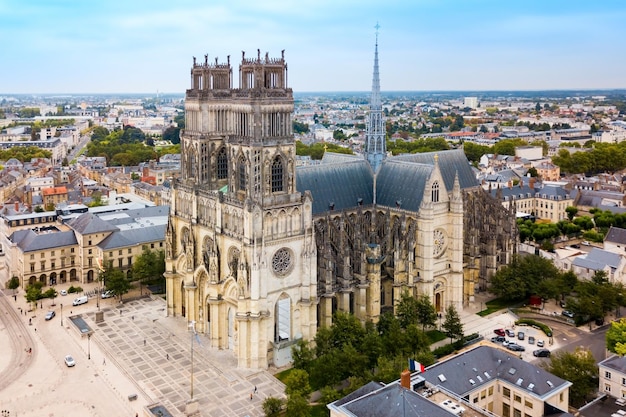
72, 296, 88, 306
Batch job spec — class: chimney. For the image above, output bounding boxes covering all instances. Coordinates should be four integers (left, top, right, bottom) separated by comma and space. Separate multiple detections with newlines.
15, 202, 19, 212
529, 177, 536, 189
401, 369, 411, 390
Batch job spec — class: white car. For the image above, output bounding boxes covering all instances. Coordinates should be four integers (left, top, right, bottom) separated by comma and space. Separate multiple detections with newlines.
64, 355, 75, 367
60, 290, 68, 296
101, 290, 114, 299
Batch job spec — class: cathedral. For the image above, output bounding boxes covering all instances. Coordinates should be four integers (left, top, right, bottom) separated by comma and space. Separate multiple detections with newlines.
165, 40, 517, 369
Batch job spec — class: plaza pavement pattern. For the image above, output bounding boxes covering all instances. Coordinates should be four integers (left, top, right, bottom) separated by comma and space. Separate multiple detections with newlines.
83, 296, 286, 417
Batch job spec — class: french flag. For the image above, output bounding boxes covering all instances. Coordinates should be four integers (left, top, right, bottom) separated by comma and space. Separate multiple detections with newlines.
408, 359, 425, 373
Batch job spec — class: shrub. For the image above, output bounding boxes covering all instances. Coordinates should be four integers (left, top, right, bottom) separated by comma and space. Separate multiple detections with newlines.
515, 318, 552, 337
68, 286, 83, 294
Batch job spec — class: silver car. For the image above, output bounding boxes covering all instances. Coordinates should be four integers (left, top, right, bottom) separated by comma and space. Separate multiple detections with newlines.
64, 355, 76, 367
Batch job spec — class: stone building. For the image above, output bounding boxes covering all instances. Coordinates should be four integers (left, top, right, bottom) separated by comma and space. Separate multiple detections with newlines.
165, 43, 516, 369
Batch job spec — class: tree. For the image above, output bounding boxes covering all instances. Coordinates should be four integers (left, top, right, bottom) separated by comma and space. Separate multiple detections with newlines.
415, 295, 437, 331
284, 369, 311, 398
565, 206, 578, 221
442, 304, 463, 344
101, 261, 131, 301
542, 347, 598, 407
7, 276, 20, 291
131, 249, 165, 290
489, 254, 560, 301
396, 291, 419, 329
25, 282, 44, 309
285, 394, 310, 417
262, 396, 283, 417
607, 318, 626, 355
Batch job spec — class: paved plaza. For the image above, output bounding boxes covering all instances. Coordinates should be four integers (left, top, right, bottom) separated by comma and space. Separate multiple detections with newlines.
0, 287, 286, 417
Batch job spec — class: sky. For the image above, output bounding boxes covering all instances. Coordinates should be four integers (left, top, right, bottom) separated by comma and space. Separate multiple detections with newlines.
1, 0, 626, 94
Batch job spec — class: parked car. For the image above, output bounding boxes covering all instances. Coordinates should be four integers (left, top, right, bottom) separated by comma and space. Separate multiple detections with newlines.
582, 240, 590, 246
517, 331, 525, 340
571, 244, 580, 249
562, 310, 575, 318
64, 355, 76, 367
507, 344, 525, 352
506, 329, 516, 337
528, 336, 535, 344
536, 340, 545, 347
491, 336, 506, 343
44, 311, 56, 321
72, 296, 88, 306
60, 290, 67, 296
533, 348, 550, 357
494, 328, 506, 337
101, 290, 114, 299
502, 340, 512, 347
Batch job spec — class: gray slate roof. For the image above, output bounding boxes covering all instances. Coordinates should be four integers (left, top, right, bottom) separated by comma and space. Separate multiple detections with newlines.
605, 227, 626, 245
11, 229, 78, 252
572, 248, 622, 271
67, 213, 119, 235
295, 148, 477, 216
600, 355, 626, 373
296, 158, 374, 215
420, 346, 570, 399
98, 224, 167, 250
332, 382, 457, 417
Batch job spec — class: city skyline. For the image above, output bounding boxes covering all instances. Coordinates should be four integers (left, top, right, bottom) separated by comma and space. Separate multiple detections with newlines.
2, 0, 626, 95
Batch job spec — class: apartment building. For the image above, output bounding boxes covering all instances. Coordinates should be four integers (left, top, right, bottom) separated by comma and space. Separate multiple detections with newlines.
6, 205, 168, 289
330, 346, 572, 417
492, 179, 573, 222
599, 355, 626, 401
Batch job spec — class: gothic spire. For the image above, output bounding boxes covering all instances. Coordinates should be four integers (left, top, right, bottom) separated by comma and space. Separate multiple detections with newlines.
365, 23, 386, 173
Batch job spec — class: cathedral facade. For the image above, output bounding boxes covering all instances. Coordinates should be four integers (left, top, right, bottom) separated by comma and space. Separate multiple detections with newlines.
165, 45, 517, 369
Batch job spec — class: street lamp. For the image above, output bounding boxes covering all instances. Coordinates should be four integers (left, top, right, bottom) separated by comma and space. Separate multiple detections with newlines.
87, 333, 91, 360
60, 304, 63, 327
189, 320, 196, 400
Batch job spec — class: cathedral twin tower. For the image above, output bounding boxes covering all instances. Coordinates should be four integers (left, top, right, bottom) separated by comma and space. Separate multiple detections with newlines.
165, 43, 516, 368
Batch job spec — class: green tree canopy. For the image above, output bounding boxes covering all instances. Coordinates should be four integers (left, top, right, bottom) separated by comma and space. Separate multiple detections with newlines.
607, 318, 626, 355
489, 254, 560, 301
101, 261, 131, 300
542, 347, 598, 407
442, 304, 463, 344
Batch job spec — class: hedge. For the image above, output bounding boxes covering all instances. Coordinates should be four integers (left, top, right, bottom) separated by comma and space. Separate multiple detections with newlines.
515, 318, 552, 337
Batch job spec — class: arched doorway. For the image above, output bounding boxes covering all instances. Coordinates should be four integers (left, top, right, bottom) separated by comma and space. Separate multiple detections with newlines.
50, 272, 57, 286
29, 276, 36, 285
70, 269, 77, 281
39, 274, 46, 284
180, 281, 186, 317
87, 270, 94, 283
60, 270, 67, 283
435, 292, 442, 312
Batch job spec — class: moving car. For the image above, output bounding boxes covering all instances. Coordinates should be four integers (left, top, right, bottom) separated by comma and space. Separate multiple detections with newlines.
536, 340, 545, 347
44, 311, 56, 321
494, 328, 506, 337
562, 310, 575, 318
533, 348, 550, 357
528, 336, 535, 344
64, 355, 76, 367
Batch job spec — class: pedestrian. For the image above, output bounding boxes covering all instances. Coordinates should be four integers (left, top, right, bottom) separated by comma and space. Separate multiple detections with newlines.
132, 315, 134, 321
103, 358, 106, 365
254, 385, 257, 394
250, 392, 253, 401
143, 339, 146, 346
29, 318, 31, 325
166, 353, 169, 360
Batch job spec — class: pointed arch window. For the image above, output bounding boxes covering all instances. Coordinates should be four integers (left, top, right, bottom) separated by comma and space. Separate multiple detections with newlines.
431, 181, 440, 202
217, 147, 228, 180
238, 156, 246, 191
271, 156, 284, 192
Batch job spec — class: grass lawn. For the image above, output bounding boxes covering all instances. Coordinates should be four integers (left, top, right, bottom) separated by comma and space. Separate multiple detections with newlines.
274, 367, 296, 384
477, 297, 511, 317
311, 404, 329, 417
426, 329, 447, 344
